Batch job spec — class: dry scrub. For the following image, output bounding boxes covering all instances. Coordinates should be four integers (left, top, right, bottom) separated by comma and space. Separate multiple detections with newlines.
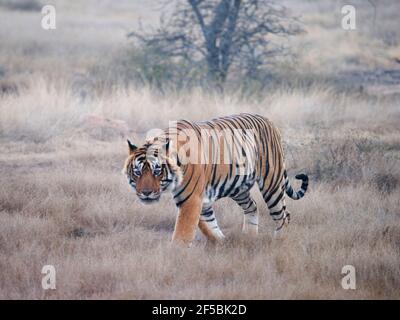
1, 80, 399, 299
1, 0, 400, 299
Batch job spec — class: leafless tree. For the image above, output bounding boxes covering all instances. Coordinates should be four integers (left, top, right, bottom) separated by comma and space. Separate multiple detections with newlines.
128, 0, 302, 88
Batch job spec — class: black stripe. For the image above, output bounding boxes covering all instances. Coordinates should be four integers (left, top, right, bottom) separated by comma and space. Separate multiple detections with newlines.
267, 190, 284, 209
201, 209, 213, 217
217, 175, 229, 198
223, 175, 240, 197
270, 207, 284, 216
175, 174, 201, 207
264, 181, 282, 202
173, 169, 194, 199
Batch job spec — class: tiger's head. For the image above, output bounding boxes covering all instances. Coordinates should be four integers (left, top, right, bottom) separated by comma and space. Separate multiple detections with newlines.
123, 139, 182, 204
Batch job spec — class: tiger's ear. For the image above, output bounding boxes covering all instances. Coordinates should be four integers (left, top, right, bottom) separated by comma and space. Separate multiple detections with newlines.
127, 139, 137, 155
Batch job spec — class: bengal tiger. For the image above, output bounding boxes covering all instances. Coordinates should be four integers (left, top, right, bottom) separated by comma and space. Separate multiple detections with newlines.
123, 113, 308, 245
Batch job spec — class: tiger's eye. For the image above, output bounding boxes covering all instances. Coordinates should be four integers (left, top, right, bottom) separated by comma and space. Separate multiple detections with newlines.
153, 164, 162, 176
133, 166, 141, 176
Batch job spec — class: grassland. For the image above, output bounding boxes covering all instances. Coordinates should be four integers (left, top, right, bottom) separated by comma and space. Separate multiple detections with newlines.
0, 0, 399, 299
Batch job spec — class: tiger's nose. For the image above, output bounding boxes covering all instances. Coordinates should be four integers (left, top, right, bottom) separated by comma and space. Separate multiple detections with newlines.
141, 190, 152, 196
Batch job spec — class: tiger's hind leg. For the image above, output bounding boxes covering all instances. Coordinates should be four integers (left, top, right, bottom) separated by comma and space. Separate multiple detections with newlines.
259, 181, 290, 235
198, 204, 225, 242
232, 192, 258, 235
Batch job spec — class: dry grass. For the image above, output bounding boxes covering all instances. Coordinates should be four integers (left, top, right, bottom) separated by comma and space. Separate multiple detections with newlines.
1, 0, 400, 299
1, 82, 399, 299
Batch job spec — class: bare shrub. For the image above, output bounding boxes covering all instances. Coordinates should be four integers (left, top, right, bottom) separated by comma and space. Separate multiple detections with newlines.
0, 0, 42, 11
371, 173, 400, 194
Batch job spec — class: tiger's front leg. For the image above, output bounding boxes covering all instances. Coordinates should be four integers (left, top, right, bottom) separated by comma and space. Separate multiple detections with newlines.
198, 204, 225, 243
172, 195, 203, 246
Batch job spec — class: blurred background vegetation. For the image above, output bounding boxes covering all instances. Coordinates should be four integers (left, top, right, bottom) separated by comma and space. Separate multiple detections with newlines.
1, 0, 400, 97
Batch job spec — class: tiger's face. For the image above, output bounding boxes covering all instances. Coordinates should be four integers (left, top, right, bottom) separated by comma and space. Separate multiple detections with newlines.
123, 139, 181, 204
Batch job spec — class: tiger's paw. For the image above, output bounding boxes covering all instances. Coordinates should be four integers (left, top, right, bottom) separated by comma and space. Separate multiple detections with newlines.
273, 214, 290, 239
170, 236, 194, 248
273, 228, 287, 240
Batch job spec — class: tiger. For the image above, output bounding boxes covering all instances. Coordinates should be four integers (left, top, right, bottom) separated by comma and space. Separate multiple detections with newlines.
123, 113, 308, 245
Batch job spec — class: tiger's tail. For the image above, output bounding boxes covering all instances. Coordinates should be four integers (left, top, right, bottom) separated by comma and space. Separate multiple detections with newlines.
284, 170, 308, 200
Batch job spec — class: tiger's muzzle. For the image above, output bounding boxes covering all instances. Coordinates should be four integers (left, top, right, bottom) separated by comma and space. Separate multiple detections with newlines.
137, 190, 161, 203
